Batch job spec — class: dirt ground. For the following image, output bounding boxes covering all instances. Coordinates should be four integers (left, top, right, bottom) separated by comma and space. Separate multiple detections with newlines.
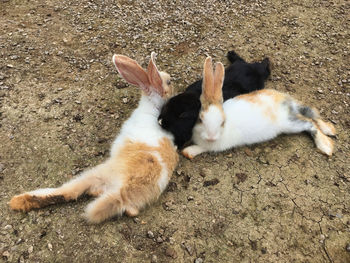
0, 0, 349, 262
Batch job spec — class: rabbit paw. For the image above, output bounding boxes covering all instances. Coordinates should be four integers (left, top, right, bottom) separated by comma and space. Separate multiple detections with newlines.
182, 145, 206, 159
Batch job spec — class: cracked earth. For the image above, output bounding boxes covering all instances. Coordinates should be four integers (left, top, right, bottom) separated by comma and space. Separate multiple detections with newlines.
0, 0, 349, 262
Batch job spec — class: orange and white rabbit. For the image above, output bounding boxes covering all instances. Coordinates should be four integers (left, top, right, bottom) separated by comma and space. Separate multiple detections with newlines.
182, 57, 336, 159
10, 53, 179, 223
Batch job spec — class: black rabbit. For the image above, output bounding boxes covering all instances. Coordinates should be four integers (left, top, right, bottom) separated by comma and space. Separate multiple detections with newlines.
158, 51, 271, 148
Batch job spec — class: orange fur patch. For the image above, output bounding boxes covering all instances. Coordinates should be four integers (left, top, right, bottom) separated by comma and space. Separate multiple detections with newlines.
10, 193, 65, 212
113, 138, 178, 210
236, 89, 288, 122
237, 89, 287, 104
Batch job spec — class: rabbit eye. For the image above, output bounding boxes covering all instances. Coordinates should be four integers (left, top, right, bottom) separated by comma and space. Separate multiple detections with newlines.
166, 79, 171, 85
221, 120, 225, 127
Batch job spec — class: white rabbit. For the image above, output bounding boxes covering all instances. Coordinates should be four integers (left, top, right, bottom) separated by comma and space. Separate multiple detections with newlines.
182, 57, 336, 159
10, 52, 179, 223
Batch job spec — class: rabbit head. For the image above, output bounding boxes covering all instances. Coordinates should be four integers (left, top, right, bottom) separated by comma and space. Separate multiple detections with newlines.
198, 57, 225, 142
112, 52, 173, 103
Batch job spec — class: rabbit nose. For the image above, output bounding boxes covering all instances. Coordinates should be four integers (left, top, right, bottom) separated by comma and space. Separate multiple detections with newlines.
205, 133, 219, 142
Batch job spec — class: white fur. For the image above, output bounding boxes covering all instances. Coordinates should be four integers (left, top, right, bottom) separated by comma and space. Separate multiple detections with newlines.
186, 89, 334, 157
29, 188, 56, 196
201, 105, 224, 141
111, 94, 174, 156
151, 152, 170, 192
193, 94, 288, 152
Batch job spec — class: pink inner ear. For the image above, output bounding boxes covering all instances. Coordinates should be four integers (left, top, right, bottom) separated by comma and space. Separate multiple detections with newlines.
147, 52, 164, 96
112, 55, 151, 94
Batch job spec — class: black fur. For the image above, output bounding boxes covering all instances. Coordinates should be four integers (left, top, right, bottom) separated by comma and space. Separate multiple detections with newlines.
158, 51, 271, 148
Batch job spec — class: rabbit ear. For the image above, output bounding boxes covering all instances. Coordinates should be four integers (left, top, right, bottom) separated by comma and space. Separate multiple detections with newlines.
147, 52, 164, 96
213, 62, 224, 102
202, 56, 214, 102
112, 54, 152, 95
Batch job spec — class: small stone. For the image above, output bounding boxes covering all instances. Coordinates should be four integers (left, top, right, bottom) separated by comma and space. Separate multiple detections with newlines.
169, 237, 175, 244
317, 89, 324, 93
6, 64, 14, 68
244, 147, 253, 157
165, 247, 177, 259
346, 243, 350, 252
195, 258, 204, 263
122, 98, 128, 103
4, 224, 12, 230
47, 243, 53, 251
151, 254, 158, 263
199, 168, 211, 177
75, 100, 81, 104
2, 251, 10, 258
28, 245, 34, 254
147, 231, 154, 239
187, 196, 194, 201
156, 237, 163, 243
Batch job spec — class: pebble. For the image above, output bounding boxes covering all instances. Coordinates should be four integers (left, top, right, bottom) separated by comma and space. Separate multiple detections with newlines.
346, 243, 350, 252
2, 251, 10, 258
165, 247, 177, 259
147, 231, 154, 238
195, 258, 204, 263
199, 168, 211, 177
244, 147, 253, 157
187, 196, 194, 201
156, 237, 163, 243
48, 243, 53, 251
151, 254, 158, 263
4, 224, 12, 230
28, 245, 34, 254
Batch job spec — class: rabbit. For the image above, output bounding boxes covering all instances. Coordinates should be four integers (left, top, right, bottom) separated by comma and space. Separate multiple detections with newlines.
158, 50, 270, 149
182, 56, 336, 159
9, 52, 179, 223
